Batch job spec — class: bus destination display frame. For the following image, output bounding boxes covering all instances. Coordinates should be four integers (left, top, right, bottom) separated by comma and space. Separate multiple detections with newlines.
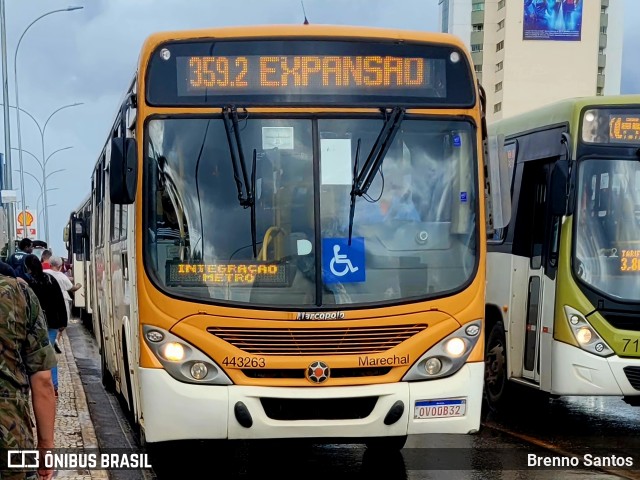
146, 39, 475, 108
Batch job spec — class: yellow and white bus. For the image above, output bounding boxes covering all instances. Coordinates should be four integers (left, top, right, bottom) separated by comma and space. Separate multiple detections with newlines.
485, 95, 640, 407
65, 195, 94, 328
70, 25, 508, 450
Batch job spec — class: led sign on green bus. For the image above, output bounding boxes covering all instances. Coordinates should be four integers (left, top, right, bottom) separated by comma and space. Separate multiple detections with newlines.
609, 115, 640, 143
582, 108, 640, 144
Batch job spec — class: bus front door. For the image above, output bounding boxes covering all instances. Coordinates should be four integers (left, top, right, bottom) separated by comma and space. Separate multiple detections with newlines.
520, 161, 556, 383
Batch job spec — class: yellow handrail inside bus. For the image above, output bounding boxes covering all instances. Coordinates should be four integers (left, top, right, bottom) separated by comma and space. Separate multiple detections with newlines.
259, 227, 284, 261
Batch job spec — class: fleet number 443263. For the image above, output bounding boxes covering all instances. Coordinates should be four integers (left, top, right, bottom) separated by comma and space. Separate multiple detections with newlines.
222, 357, 266, 368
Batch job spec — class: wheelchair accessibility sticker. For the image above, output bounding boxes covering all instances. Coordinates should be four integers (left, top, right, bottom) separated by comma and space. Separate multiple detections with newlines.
322, 237, 366, 283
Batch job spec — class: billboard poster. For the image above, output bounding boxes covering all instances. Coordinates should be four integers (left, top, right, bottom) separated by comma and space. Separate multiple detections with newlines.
523, 0, 583, 41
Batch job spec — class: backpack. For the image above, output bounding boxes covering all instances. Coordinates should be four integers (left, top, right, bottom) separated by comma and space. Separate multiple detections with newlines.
8, 252, 29, 280
29, 273, 67, 329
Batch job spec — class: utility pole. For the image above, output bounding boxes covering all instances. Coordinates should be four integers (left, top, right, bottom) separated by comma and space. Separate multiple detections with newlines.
0, 0, 15, 256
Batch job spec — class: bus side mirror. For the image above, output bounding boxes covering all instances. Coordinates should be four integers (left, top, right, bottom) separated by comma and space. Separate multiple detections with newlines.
72, 218, 85, 255
110, 137, 138, 204
486, 134, 512, 233
63, 224, 70, 243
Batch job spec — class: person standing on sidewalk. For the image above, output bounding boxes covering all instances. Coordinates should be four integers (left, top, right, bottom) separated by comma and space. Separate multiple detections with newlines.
45, 256, 81, 353
0, 271, 57, 480
23, 255, 68, 397
40, 250, 52, 270
44, 256, 81, 325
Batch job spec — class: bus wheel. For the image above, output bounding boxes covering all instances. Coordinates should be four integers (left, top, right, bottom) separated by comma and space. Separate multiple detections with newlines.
365, 435, 407, 451
484, 321, 508, 409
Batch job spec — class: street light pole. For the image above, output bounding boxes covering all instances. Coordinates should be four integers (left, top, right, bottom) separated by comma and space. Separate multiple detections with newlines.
39, 203, 57, 222
2, 103, 81, 243
15, 144, 73, 184
42, 108, 79, 243
17, 168, 42, 190
15, 164, 63, 241
11, 146, 40, 169
13, 6, 83, 244
0, 0, 15, 254
37, 188, 59, 226
12, 146, 66, 242
18, 167, 67, 191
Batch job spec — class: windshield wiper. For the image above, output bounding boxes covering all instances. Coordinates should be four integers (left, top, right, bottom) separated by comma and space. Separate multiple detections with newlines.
222, 106, 257, 258
347, 107, 405, 245
347, 139, 361, 246
250, 148, 257, 259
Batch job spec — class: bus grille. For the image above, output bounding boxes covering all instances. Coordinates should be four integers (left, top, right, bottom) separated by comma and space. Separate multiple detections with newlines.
260, 397, 378, 420
623, 367, 640, 391
207, 324, 427, 355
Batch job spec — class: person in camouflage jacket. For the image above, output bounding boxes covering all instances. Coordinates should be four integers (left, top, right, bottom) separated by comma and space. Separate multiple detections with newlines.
0, 273, 57, 480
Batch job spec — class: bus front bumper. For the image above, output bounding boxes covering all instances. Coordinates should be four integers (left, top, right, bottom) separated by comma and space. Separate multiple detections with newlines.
551, 341, 640, 396
139, 362, 483, 443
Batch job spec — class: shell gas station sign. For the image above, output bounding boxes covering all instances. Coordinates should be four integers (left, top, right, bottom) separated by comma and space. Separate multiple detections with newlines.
16, 210, 37, 238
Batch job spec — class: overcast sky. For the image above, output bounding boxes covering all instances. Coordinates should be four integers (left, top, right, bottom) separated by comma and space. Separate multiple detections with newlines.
1, 0, 638, 256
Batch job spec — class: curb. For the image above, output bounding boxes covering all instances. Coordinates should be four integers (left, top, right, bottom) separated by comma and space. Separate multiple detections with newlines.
61, 328, 110, 480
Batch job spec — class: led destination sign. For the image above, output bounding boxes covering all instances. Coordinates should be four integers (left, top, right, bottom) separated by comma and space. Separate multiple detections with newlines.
146, 40, 475, 106
180, 55, 430, 94
582, 108, 640, 144
620, 250, 640, 273
609, 115, 640, 143
166, 262, 288, 286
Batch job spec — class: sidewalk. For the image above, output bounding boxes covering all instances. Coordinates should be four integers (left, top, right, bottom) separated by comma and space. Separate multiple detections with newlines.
32, 318, 109, 480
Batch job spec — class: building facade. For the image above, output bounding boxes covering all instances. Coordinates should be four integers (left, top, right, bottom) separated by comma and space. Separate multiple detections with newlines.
439, 0, 623, 122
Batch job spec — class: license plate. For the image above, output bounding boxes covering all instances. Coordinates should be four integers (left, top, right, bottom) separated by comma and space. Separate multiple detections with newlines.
414, 398, 466, 419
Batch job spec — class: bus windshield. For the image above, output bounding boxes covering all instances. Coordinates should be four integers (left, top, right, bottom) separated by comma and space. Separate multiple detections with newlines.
574, 158, 640, 301
144, 116, 478, 308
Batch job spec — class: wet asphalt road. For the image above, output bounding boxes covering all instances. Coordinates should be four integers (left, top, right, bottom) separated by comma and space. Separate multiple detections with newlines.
67, 321, 640, 479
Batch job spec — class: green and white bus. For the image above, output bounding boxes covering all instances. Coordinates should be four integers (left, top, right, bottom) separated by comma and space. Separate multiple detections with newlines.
484, 95, 640, 406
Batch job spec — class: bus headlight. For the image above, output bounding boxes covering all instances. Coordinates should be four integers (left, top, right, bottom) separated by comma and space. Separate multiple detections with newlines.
564, 306, 613, 357
143, 325, 232, 385
403, 320, 482, 381
445, 338, 466, 357
576, 328, 592, 345
162, 342, 185, 361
